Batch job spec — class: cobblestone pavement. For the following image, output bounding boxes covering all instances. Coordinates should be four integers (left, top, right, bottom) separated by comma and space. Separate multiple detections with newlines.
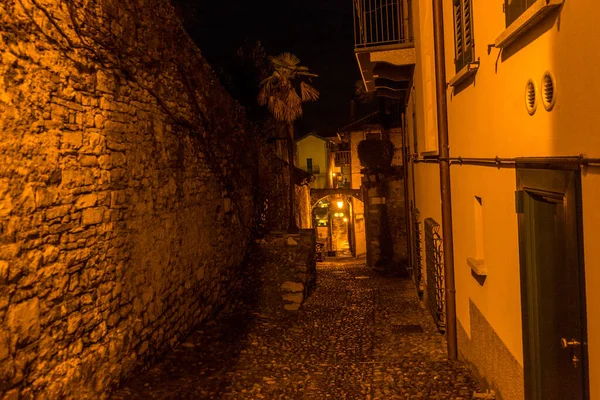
111, 259, 480, 399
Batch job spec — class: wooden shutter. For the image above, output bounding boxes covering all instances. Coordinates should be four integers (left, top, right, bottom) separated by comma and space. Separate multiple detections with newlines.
454, 0, 474, 73
463, 0, 474, 65
454, 0, 464, 71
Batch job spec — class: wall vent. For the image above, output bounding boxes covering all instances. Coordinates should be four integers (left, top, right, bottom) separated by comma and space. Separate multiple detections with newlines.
525, 79, 537, 115
541, 71, 557, 111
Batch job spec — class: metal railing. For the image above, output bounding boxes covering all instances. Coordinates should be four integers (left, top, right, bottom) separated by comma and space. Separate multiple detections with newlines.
334, 151, 351, 166
300, 165, 321, 174
410, 209, 423, 297
424, 218, 446, 332
353, 0, 414, 49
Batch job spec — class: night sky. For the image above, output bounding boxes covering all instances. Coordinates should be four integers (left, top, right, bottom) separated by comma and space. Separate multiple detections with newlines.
173, 0, 366, 136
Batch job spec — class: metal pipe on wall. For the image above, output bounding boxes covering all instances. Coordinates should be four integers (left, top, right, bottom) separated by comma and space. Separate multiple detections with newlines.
401, 112, 413, 281
431, 0, 458, 359
412, 155, 600, 169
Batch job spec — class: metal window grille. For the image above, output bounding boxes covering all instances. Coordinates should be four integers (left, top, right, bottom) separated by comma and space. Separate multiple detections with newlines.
411, 212, 423, 297
424, 218, 446, 331
353, 0, 414, 49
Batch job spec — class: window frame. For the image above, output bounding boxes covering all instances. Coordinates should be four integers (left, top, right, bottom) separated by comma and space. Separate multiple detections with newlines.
505, 0, 537, 27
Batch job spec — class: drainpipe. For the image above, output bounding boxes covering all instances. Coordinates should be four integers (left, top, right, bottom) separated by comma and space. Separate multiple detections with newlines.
432, 0, 457, 359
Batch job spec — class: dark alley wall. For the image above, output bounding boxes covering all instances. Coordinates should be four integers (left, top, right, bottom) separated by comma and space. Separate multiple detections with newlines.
0, 0, 285, 398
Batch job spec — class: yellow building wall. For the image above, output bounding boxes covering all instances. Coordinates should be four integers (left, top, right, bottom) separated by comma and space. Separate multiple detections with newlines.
582, 172, 600, 398
407, 0, 600, 396
350, 131, 366, 189
439, 0, 600, 395
296, 135, 328, 189
449, 166, 522, 360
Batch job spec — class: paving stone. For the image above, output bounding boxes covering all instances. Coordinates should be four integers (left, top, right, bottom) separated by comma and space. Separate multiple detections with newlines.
110, 259, 481, 399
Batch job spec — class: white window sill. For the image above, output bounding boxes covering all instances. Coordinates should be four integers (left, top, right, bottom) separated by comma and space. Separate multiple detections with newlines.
494, 0, 563, 48
467, 257, 487, 276
448, 62, 480, 88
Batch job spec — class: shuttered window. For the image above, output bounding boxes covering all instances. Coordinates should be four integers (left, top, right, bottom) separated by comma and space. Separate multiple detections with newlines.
505, 0, 538, 27
453, 0, 475, 73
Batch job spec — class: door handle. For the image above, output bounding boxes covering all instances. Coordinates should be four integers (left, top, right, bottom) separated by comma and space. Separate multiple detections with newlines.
560, 338, 581, 349
561, 338, 582, 368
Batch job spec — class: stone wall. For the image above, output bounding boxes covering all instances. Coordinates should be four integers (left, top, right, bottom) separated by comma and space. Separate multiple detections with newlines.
253, 231, 316, 312
384, 173, 408, 270
0, 0, 285, 398
362, 168, 408, 274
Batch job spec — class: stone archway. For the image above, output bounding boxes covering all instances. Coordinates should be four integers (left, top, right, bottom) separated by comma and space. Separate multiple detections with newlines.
310, 188, 366, 259
310, 188, 363, 209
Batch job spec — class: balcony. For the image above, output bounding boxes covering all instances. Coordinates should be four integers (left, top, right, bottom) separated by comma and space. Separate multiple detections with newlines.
354, 0, 413, 50
353, 0, 416, 103
300, 165, 321, 174
334, 151, 351, 167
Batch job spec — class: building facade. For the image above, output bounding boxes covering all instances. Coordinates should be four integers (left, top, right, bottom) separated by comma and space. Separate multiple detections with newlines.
296, 133, 332, 189
355, 0, 599, 398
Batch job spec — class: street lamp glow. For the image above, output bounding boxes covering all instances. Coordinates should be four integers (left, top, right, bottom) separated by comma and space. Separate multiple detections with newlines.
336, 200, 344, 209
343, 217, 348, 222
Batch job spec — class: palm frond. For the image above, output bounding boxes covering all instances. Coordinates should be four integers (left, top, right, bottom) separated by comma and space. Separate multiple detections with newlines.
297, 71, 318, 78
258, 51, 319, 123
300, 82, 320, 102
284, 90, 303, 121
271, 52, 300, 67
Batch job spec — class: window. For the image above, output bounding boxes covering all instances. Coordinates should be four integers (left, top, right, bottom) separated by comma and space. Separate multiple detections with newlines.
453, 0, 475, 73
306, 158, 313, 173
505, 0, 537, 27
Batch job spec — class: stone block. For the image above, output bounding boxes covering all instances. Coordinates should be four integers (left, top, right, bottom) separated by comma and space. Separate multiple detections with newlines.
0, 261, 8, 284
42, 246, 59, 264
82, 208, 104, 225
34, 187, 57, 209
286, 237, 298, 246
7, 298, 40, 345
283, 292, 304, 303
62, 132, 83, 149
284, 303, 301, 311
2, 389, 19, 400
45, 205, 70, 220
371, 197, 386, 205
67, 312, 82, 334
80, 155, 98, 167
96, 70, 114, 93
280, 281, 303, 293
75, 193, 98, 209
94, 114, 105, 128
0, 330, 9, 360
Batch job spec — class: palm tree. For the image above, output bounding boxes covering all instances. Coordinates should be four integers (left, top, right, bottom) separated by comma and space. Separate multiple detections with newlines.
258, 53, 319, 233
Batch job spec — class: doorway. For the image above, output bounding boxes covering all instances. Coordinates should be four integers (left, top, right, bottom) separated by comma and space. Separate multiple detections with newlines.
516, 167, 589, 399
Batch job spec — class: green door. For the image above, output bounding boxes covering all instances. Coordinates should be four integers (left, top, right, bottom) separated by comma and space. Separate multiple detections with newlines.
516, 168, 589, 400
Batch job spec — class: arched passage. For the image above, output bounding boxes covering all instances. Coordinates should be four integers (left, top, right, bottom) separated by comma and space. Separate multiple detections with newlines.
312, 191, 366, 259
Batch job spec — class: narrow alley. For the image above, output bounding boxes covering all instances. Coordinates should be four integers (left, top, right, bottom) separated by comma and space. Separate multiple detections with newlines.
111, 259, 479, 399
